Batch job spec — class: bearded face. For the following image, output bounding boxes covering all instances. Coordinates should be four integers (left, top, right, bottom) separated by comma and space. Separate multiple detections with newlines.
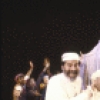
62, 60, 80, 80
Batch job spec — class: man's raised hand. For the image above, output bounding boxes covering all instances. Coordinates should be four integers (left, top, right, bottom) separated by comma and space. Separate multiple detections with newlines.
30, 61, 33, 68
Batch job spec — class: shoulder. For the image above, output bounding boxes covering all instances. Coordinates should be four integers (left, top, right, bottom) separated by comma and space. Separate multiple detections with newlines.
48, 73, 63, 84
14, 84, 22, 91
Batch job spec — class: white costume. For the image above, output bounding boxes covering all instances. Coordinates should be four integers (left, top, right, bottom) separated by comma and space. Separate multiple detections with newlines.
45, 73, 83, 100
45, 53, 90, 100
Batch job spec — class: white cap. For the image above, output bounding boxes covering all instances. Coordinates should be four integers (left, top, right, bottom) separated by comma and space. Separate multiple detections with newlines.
91, 70, 100, 81
61, 52, 80, 62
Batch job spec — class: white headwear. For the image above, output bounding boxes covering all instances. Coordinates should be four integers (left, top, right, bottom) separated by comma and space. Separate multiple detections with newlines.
61, 52, 80, 62
91, 70, 100, 81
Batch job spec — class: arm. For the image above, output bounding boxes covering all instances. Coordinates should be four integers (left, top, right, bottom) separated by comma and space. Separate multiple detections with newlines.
36, 67, 48, 89
28, 90, 42, 97
13, 85, 22, 100
71, 93, 89, 100
71, 86, 93, 100
24, 61, 33, 80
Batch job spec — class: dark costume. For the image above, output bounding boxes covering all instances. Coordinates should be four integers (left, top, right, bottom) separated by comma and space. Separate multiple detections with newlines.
36, 70, 52, 100
26, 86, 36, 100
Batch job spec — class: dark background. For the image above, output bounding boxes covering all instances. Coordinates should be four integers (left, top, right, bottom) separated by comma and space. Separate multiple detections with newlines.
1, 1, 100, 100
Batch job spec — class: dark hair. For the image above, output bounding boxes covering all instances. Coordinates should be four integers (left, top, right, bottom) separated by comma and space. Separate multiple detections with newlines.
14, 73, 24, 82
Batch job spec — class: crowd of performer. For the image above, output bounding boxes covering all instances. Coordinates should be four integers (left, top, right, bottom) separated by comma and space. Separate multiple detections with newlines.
13, 52, 100, 100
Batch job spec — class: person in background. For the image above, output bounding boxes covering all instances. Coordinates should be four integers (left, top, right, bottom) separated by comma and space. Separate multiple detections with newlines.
26, 78, 41, 100
36, 57, 51, 100
13, 61, 33, 100
87, 70, 100, 100
43, 57, 52, 77
39, 75, 49, 100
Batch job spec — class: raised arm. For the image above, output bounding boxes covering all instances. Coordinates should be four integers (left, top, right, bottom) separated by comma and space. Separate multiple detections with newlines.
36, 66, 49, 90
24, 61, 33, 80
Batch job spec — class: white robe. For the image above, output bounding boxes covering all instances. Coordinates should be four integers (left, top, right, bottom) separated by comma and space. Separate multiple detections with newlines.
45, 73, 90, 100
90, 90, 100, 100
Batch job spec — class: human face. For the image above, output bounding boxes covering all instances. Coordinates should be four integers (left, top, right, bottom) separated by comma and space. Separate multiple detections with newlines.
18, 76, 25, 85
62, 60, 80, 79
43, 76, 49, 84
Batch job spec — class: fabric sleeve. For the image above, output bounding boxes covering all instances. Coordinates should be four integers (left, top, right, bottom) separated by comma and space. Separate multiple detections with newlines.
71, 92, 89, 100
45, 76, 89, 100
36, 71, 45, 89
45, 77, 70, 100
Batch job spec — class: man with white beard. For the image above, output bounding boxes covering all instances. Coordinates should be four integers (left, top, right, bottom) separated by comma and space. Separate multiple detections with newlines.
45, 52, 83, 100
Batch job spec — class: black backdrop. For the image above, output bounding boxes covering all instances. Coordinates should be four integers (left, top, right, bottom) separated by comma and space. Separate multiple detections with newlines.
1, 1, 100, 100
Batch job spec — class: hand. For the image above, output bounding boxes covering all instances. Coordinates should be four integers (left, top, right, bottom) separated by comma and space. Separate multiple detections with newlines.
30, 61, 33, 68
80, 51, 84, 62
34, 90, 41, 96
85, 86, 93, 98
40, 83, 45, 89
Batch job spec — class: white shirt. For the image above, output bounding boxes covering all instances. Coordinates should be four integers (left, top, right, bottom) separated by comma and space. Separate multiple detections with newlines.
45, 73, 88, 100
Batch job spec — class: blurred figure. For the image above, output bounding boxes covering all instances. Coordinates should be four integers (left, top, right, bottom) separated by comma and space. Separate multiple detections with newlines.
26, 78, 41, 100
36, 57, 51, 100
43, 57, 52, 77
40, 75, 49, 100
89, 70, 100, 100
13, 61, 33, 100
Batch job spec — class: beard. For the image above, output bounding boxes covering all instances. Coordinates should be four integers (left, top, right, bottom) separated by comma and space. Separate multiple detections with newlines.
64, 70, 79, 80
